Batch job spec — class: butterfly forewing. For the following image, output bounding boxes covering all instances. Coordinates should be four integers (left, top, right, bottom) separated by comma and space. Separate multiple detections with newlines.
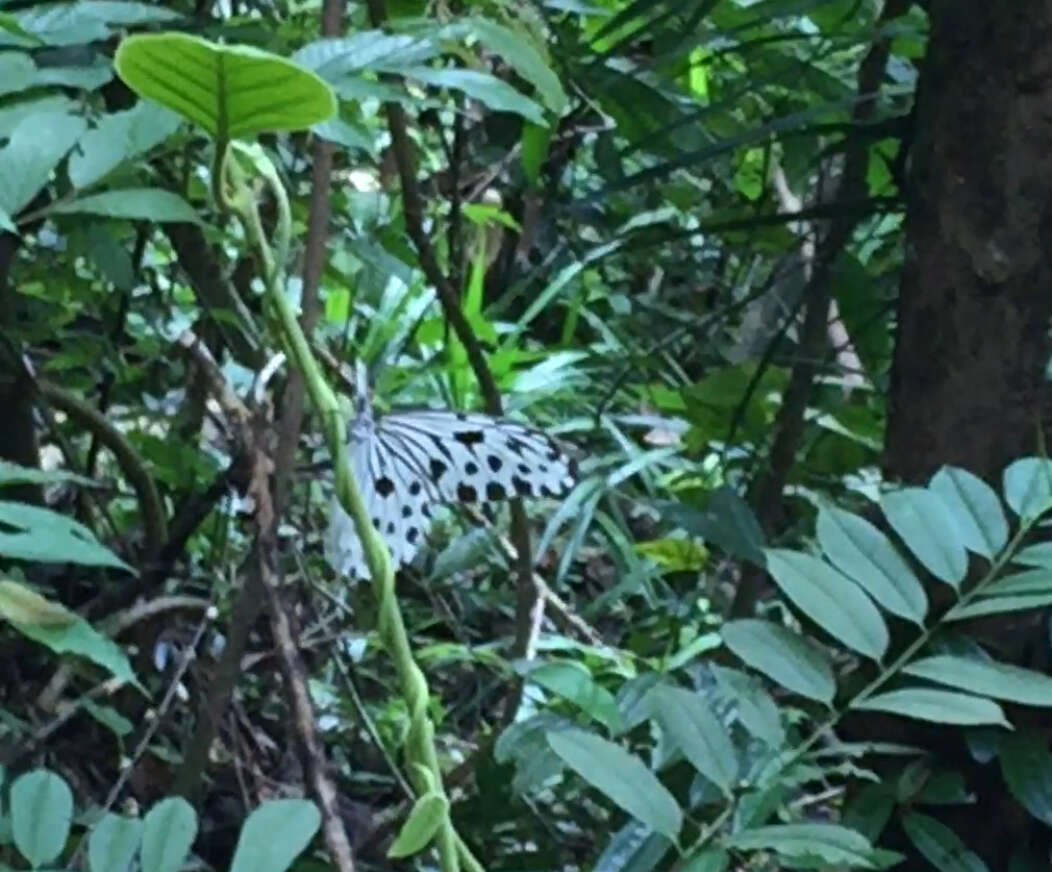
325, 407, 575, 580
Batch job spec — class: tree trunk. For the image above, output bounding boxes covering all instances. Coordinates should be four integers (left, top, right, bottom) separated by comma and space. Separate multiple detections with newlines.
883, 0, 1052, 864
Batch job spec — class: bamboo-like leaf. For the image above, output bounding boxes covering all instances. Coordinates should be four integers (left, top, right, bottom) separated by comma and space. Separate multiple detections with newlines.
901, 812, 989, 872
721, 619, 835, 704
903, 655, 1052, 706
651, 685, 737, 793
852, 688, 1010, 727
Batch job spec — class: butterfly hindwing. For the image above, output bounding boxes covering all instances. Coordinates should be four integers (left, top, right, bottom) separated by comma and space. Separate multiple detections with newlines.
327, 407, 575, 580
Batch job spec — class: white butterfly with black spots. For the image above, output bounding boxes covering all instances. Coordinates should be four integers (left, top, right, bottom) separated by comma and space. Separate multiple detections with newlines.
325, 372, 576, 580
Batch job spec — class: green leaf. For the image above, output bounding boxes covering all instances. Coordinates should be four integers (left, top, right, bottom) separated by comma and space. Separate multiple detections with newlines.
0, 204, 14, 233
0, 109, 87, 215
69, 100, 182, 189
982, 569, 1052, 597
902, 812, 989, 872
726, 823, 881, 868
51, 189, 200, 223
720, 619, 835, 704
946, 593, 1052, 621
521, 122, 552, 187
1012, 541, 1052, 568
999, 732, 1052, 826
10, 615, 139, 687
903, 655, 1052, 707
387, 792, 448, 858
635, 537, 708, 570
681, 848, 729, 872
141, 797, 197, 872
852, 689, 1010, 727
407, 68, 545, 124
1003, 457, 1052, 520
661, 486, 766, 566
816, 507, 928, 623
114, 32, 336, 139
548, 729, 683, 842
929, 466, 1008, 558
0, 579, 76, 628
14, 2, 180, 47
842, 781, 895, 843
881, 487, 968, 587
529, 661, 626, 732
11, 769, 74, 867
0, 501, 132, 570
650, 686, 737, 793
711, 664, 784, 748
89, 813, 143, 872
229, 799, 320, 872
764, 548, 889, 660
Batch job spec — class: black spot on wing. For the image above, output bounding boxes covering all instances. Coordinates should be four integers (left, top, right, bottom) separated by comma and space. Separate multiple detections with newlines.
407, 526, 419, 543
507, 437, 527, 456
430, 458, 447, 482
457, 483, 478, 502
486, 481, 506, 500
401, 505, 412, 518
511, 475, 532, 496
454, 429, 484, 446
487, 455, 502, 472
386, 521, 395, 534
517, 463, 530, 475
465, 461, 478, 475
375, 476, 395, 497
409, 481, 422, 496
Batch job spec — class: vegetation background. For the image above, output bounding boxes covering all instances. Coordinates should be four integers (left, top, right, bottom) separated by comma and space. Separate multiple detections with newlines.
1, 0, 1051, 870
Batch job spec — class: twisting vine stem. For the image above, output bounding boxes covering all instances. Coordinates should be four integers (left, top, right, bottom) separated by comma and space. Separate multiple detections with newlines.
221, 145, 477, 872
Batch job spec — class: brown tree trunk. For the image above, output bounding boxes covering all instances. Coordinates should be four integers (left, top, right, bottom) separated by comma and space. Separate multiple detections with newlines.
882, 1, 1052, 865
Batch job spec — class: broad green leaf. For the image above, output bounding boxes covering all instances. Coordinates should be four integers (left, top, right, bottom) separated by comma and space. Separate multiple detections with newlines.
982, 569, 1052, 596
141, 797, 197, 872
881, 488, 968, 587
1003, 457, 1052, 520
903, 655, 1052, 706
660, 486, 766, 566
1012, 541, 1052, 568
721, 619, 835, 704
764, 548, 889, 660
651, 686, 737, 793
115, 32, 336, 139
89, 813, 143, 872
930, 466, 1008, 558
902, 812, 989, 872
999, 732, 1052, 826
0, 500, 132, 570
0, 51, 39, 95
681, 849, 729, 872
0, 580, 76, 628
15, 1, 179, 47
529, 661, 625, 732
548, 729, 682, 841
946, 593, 1052, 621
11, 615, 139, 687
69, 100, 182, 189
387, 792, 448, 858
711, 664, 784, 747
726, 823, 881, 868
11, 769, 74, 867
0, 109, 87, 215
817, 507, 927, 623
229, 799, 320, 872
852, 689, 1010, 727
0, 460, 96, 489
635, 537, 708, 571
407, 68, 545, 124
51, 189, 200, 223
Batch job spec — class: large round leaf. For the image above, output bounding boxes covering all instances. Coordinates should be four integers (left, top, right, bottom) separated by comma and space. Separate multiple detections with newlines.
114, 33, 336, 139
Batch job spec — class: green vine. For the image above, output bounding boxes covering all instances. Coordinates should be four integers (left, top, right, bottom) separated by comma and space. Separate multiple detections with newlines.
220, 143, 478, 872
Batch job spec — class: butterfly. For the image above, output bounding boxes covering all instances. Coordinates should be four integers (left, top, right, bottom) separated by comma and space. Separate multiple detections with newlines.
325, 366, 576, 580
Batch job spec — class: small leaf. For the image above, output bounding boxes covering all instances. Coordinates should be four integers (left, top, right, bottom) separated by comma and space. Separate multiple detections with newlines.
529, 661, 625, 732
903, 655, 1052, 707
764, 548, 889, 660
982, 569, 1052, 597
10, 615, 138, 687
141, 797, 197, 872
548, 729, 682, 842
1011, 541, 1052, 569
999, 732, 1052, 826
89, 813, 143, 872
51, 189, 200, 223
817, 507, 927, 623
69, 100, 182, 189
1003, 457, 1052, 520
946, 593, 1052, 621
635, 537, 708, 571
727, 823, 881, 868
11, 769, 74, 867
115, 32, 336, 138
407, 68, 545, 124
651, 686, 737, 793
902, 812, 989, 872
721, 619, 834, 704
387, 792, 448, 858
0, 580, 77, 628
852, 689, 1010, 727
0, 109, 87, 215
930, 466, 1008, 558
0, 500, 132, 570
229, 799, 320, 872
881, 488, 968, 587
711, 664, 784, 747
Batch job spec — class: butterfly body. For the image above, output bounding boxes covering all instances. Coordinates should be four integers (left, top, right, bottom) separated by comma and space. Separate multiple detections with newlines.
326, 397, 576, 579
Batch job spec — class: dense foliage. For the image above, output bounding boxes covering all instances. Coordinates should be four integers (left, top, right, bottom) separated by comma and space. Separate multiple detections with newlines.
2, 1, 1051, 871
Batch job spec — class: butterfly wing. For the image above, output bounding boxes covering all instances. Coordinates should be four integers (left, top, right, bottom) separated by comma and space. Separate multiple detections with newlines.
326, 409, 576, 580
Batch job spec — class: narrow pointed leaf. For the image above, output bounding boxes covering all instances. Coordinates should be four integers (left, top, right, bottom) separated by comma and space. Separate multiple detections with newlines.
903, 655, 1052, 706
711, 664, 784, 747
387, 792, 448, 858
51, 189, 199, 223
529, 661, 625, 732
999, 732, 1052, 826
902, 812, 989, 872
817, 507, 927, 623
930, 466, 1008, 558
881, 488, 968, 587
726, 823, 880, 868
852, 689, 1009, 727
721, 619, 834, 703
764, 549, 889, 660
982, 569, 1052, 597
651, 686, 737, 792
548, 729, 682, 841
946, 593, 1052, 621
